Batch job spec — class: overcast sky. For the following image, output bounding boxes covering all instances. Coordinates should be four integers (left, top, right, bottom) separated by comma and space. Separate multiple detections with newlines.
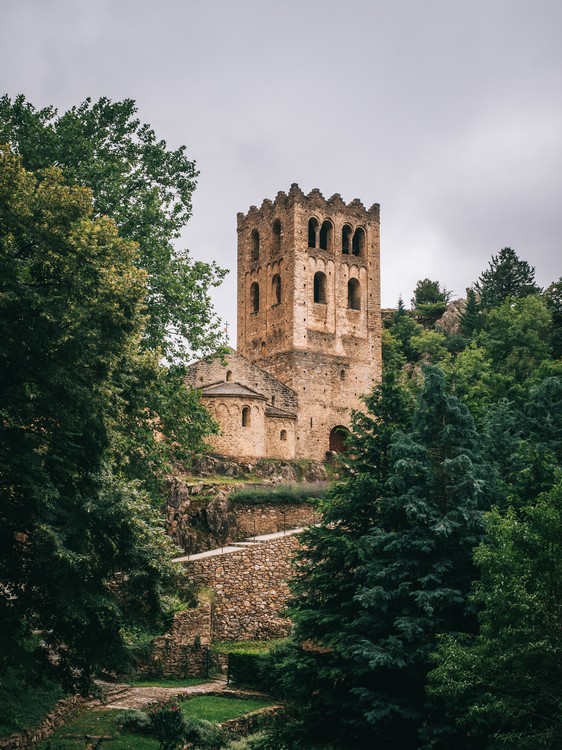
2, 0, 561, 343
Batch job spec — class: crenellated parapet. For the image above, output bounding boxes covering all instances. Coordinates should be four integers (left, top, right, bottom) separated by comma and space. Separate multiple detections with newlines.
237, 183, 380, 227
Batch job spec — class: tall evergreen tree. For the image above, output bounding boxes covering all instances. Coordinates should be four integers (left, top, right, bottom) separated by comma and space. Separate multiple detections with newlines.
475, 247, 541, 309
459, 288, 481, 337
273, 368, 495, 749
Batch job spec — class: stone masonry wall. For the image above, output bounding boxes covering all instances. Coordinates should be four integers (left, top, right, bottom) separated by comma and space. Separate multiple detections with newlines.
182, 534, 300, 640
143, 604, 213, 678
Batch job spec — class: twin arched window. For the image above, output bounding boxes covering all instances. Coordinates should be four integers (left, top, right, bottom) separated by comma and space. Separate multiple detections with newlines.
308, 218, 365, 256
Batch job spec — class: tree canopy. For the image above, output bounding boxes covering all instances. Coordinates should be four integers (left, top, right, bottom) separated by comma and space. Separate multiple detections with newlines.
0, 94, 227, 361
475, 246, 541, 309
0, 149, 180, 692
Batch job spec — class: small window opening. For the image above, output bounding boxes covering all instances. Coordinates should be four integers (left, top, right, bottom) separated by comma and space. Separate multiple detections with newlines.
250, 282, 259, 313
226, 370, 233, 382
251, 229, 260, 261
261, 340, 267, 357
352, 227, 365, 256
271, 395, 276, 406
342, 225, 352, 254
348, 278, 361, 310
340, 369, 346, 380
272, 273, 281, 305
310, 417, 313, 428
280, 429, 287, 441
242, 406, 251, 427
308, 218, 319, 248
272, 219, 282, 253
314, 272, 327, 304
319, 220, 333, 251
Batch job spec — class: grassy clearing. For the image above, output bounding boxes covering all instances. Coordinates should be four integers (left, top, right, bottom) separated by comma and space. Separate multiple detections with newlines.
37, 709, 157, 749
180, 695, 273, 723
37, 697, 273, 748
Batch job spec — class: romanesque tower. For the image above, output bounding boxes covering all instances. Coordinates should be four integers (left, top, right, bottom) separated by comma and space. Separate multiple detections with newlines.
236, 184, 382, 461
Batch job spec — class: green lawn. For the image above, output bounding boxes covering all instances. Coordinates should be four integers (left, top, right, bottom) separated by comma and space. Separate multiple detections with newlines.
37, 696, 273, 748
179, 695, 272, 723
37, 709, 157, 749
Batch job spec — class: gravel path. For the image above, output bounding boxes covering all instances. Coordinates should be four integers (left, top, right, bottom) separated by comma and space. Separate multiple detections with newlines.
88, 679, 230, 710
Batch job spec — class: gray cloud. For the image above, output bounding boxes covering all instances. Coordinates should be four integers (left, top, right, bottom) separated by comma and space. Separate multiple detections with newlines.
2, 0, 561, 339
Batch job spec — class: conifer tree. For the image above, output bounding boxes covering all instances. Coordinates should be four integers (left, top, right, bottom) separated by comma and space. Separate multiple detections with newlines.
274, 368, 495, 749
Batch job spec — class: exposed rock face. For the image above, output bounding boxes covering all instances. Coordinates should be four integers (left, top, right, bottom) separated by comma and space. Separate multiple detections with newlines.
166, 476, 317, 555
435, 298, 466, 336
166, 458, 327, 554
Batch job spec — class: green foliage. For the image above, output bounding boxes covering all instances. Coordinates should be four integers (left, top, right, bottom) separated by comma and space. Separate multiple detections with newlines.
229, 483, 328, 506
147, 702, 189, 750
475, 246, 541, 309
116, 709, 152, 735
459, 288, 482, 336
228, 653, 271, 691
428, 484, 562, 749
180, 696, 272, 724
0, 667, 63, 736
545, 276, 562, 357
270, 367, 495, 749
0, 94, 227, 362
0, 149, 180, 692
411, 278, 451, 307
476, 294, 552, 393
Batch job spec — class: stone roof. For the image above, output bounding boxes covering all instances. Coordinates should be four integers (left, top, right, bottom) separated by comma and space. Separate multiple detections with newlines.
200, 381, 266, 400
265, 404, 297, 420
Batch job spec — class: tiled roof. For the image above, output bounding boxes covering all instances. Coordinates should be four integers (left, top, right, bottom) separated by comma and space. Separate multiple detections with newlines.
201, 381, 266, 400
265, 404, 297, 419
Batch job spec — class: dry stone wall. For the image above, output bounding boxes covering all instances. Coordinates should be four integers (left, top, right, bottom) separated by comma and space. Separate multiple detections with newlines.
182, 534, 300, 640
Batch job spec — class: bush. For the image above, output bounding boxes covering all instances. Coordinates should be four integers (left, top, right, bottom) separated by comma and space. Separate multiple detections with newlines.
230, 483, 328, 506
228, 652, 270, 691
185, 716, 226, 749
147, 701, 189, 750
116, 708, 151, 734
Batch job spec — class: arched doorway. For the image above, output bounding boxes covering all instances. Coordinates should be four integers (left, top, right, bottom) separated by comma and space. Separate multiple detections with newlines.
329, 425, 349, 453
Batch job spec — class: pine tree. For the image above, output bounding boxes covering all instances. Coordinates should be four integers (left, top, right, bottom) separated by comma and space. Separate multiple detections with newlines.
475, 247, 541, 309
459, 288, 481, 337
275, 368, 495, 749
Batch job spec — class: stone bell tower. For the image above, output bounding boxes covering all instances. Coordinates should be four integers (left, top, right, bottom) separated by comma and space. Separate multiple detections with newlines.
237, 184, 382, 460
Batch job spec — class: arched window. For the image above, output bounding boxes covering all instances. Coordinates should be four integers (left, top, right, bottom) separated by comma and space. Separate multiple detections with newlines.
280, 429, 287, 441
272, 219, 281, 253
348, 278, 361, 310
340, 369, 346, 380
308, 218, 319, 248
272, 273, 281, 305
342, 225, 352, 254
261, 340, 267, 357
250, 282, 259, 313
314, 272, 327, 304
251, 229, 260, 261
319, 220, 333, 251
352, 227, 365, 256
242, 406, 251, 427
226, 370, 233, 382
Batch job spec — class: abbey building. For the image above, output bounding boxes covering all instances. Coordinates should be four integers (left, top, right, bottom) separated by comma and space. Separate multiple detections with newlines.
186, 184, 382, 462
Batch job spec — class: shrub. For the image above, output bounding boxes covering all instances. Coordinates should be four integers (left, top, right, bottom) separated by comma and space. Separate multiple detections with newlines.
230, 483, 328, 506
147, 701, 189, 750
116, 708, 151, 734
